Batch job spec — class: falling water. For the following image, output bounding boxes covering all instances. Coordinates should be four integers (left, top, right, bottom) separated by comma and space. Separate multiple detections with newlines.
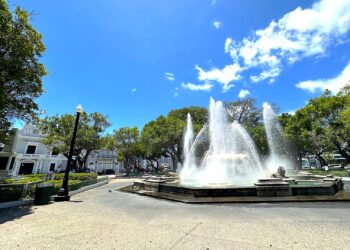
262, 102, 291, 172
180, 98, 265, 186
180, 113, 195, 180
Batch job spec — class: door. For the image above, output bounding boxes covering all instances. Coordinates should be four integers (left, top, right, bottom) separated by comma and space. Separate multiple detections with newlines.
19, 163, 34, 175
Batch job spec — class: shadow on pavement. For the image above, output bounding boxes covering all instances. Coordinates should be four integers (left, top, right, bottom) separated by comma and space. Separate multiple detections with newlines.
0, 206, 34, 225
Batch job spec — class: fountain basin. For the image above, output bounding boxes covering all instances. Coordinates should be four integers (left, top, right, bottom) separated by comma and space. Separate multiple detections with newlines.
119, 176, 350, 203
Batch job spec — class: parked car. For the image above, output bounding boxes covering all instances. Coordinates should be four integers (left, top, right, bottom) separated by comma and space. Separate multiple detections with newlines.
328, 164, 342, 169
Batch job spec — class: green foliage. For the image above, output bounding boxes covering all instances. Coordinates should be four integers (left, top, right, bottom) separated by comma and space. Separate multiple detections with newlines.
225, 98, 262, 127
2, 176, 43, 184
0, 0, 47, 141
38, 112, 111, 170
53, 173, 97, 181
140, 106, 207, 171
42, 179, 98, 193
306, 169, 350, 177
168, 106, 208, 133
113, 126, 142, 173
247, 124, 268, 155
0, 186, 23, 202
281, 84, 350, 167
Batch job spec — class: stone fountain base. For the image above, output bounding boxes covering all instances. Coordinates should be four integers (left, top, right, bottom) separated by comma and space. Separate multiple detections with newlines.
119, 174, 350, 203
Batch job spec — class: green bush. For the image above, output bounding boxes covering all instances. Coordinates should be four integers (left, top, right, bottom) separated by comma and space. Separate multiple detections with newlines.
42, 180, 81, 193
3, 176, 43, 184
28, 174, 101, 196
0, 186, 23, 202
26, 174, 46, 179
306, 169, 350, 177
54, 173, 97, 181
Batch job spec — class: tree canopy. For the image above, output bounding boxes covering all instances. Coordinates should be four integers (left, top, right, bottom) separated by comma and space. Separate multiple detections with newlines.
281, 84, 350, 167
113, 126, 143, 174
39, 112, 111, 171
142, 106, 208, 171
0, 0, 46, 142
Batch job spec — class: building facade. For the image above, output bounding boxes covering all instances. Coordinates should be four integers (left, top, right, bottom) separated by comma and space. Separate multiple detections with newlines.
0, 124, 68, 176
86, 150, 124, 173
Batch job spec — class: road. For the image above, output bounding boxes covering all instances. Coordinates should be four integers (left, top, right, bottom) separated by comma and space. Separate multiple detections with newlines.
0, 178, 350, 249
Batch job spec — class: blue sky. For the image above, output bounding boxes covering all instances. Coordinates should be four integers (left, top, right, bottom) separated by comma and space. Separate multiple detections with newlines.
12, 0, 350, 130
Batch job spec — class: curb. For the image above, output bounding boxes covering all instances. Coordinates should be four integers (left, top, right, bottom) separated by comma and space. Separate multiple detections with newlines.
70, 180, 109, 196
0, 199, 33, 210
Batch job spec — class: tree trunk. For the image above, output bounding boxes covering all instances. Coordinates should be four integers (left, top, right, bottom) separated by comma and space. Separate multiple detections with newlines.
315, 152, 327, 167
170, 153, 178, 172
332, 139, 350, 163
154, 159, 159, 173
82, 149, 92, 170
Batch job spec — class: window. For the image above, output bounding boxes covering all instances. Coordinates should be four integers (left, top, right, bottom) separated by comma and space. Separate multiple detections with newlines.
0, 157, 9, 170
49, 163, 56, 171
26, 145, 37, 154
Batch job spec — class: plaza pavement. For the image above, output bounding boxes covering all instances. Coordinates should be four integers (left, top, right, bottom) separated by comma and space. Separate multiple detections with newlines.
0, 178, 350, 250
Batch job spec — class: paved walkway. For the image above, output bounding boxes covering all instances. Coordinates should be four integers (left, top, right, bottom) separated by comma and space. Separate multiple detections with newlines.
1, 178, 350, 249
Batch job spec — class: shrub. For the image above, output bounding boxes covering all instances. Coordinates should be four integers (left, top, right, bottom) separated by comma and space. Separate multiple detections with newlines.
306, 169, 350, 177
54, 173, 97, 181
41, 180, 81, 193
3, 177, 43, 184
0, 186, 23, 202
26, 174, 46, 179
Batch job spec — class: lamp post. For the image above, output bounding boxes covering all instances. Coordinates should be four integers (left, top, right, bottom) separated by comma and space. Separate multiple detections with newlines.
54, 104, 83, 202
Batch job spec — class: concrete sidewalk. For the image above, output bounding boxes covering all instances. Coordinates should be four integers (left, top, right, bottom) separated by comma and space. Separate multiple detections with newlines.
0, 178, 349, 249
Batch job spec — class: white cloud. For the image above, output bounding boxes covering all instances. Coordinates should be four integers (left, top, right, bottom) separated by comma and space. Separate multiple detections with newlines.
197, 0, 350, 85
213, 21, 222, 29
165, 72, 175, 81
181, 82, 214, 92
296, 62, 350, 94
131, 88, 137, 93
196, 64, 241, 92
250, 68, 281, 83
287, 109, 296, 115
238, 89, 250, 98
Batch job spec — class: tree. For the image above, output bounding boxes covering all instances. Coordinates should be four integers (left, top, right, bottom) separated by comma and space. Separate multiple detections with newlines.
224, 98, 269, 155
168, 106, 208, 133
225, 98, 262, 127
141, 106, 208, 171
39, 112, 111, 171
281, 86, 350, 167
113, 127, 143, 175
140, 119, 167, 172
0, 0, 47, 141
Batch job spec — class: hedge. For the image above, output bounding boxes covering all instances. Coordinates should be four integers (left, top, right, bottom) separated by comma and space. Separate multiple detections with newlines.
42, 178, 100, 194
54, 173, 97, 181
2, 176, 43, 184
306, 169, 350, 177
0, 186, 23, 203
1, 174, 104, 202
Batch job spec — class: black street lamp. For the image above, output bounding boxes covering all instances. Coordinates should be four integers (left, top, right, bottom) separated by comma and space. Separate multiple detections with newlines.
54, 104, 83, 202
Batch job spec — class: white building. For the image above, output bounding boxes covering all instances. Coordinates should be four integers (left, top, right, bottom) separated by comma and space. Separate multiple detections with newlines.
87, 150, 123, 173
0, 124, 67, 176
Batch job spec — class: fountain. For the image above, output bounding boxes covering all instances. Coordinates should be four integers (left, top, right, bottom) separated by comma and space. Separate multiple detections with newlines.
123, 98, 346, 203
180, 98, 264, 186
262, 102, 292, 173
